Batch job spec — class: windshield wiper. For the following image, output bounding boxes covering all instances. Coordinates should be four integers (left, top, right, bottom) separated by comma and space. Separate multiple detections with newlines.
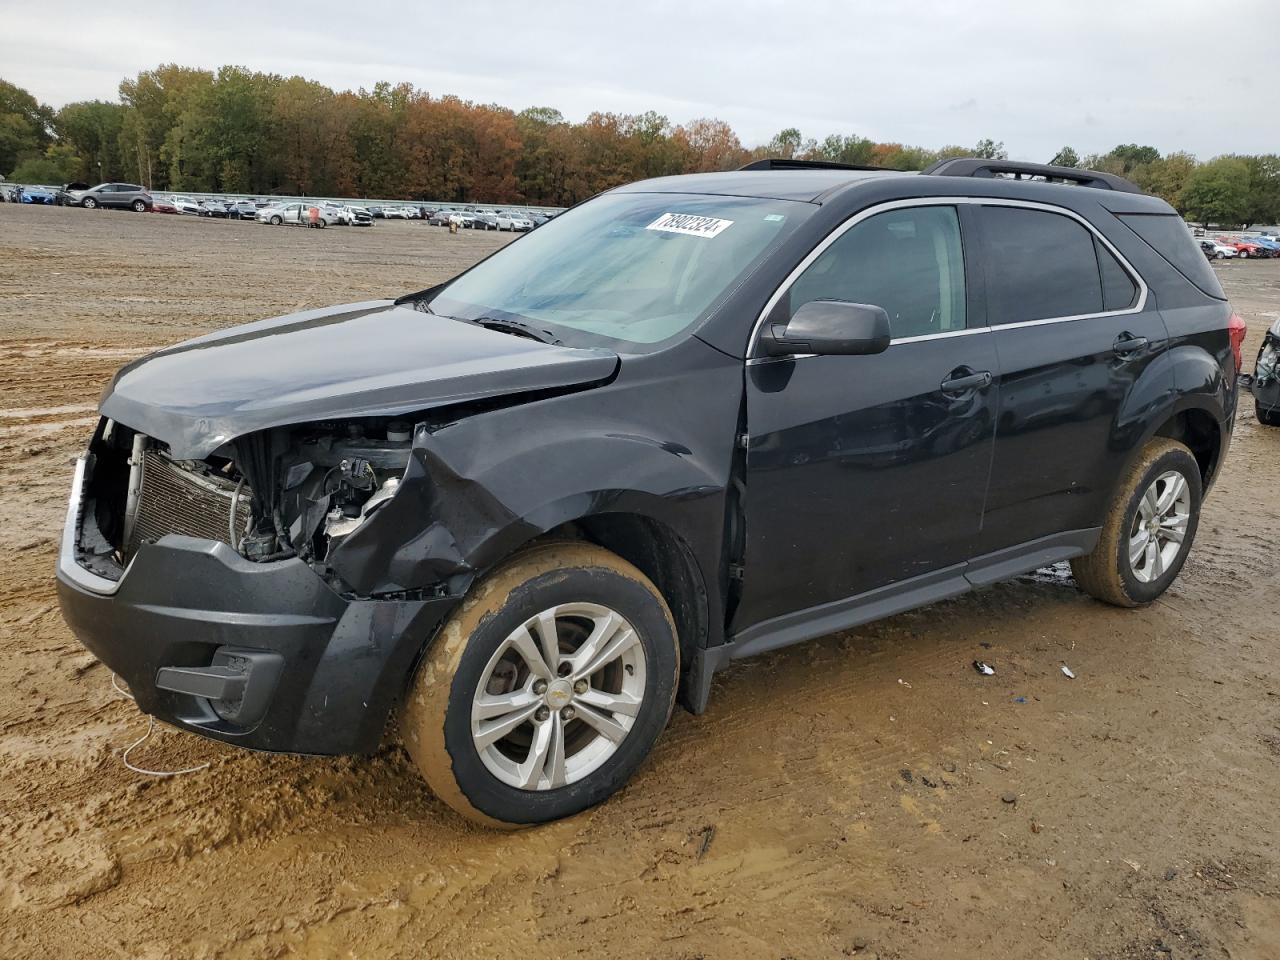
473, 316, 561, 345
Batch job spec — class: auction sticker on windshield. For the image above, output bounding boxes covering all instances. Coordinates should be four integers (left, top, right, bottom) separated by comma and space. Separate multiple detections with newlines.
646, 212, 734, 238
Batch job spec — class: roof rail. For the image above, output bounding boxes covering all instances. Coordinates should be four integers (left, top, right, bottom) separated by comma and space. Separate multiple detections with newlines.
920, 157, 1143, 194
739, 158, 892, 173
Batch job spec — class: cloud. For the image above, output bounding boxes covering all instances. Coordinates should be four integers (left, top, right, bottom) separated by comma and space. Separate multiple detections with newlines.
1, 0, 1275, 159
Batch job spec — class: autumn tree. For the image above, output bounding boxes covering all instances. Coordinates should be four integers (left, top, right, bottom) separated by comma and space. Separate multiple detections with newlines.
0, 78, 54, 176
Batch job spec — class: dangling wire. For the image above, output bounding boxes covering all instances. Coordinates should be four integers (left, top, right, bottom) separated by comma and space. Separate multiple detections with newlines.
110, 674, 211, 778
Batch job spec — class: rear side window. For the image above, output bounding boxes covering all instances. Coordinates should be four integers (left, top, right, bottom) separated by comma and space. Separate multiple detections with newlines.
1096, 238, 1139, 311
979, 206, 1103, 324
1117, 213, 1227, 301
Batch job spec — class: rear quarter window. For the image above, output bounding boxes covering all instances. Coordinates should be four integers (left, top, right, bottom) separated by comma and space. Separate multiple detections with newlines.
1117, 213, 1227, 301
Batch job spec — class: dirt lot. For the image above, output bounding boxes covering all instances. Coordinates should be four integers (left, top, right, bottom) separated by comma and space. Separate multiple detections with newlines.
2, 203, 1278, 959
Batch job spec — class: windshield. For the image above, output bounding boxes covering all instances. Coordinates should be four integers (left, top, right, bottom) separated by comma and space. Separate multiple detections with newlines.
429, 192, 812, 348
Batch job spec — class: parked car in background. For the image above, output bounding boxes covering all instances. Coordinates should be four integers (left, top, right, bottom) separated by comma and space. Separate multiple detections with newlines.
1200, 240, 1237, 260
69, 183, 153, 211
472, 212, 499, 230
428, 209, 454, 225
495, 211, 532, 231
1242, 317, 1280, 425
257, 202, 340, 227
1217, 236, 1267, 259
1247, 235, 1280, 257
56, 182, 91, 205
366, 206, 385, 219
151, 197, 178, 215
20, 186, 56, 204
383, 206, 408, 219
199, 199, 231, 218
170, 196, 203, 215
228, 200, 258, 220
346, 206, 374, 226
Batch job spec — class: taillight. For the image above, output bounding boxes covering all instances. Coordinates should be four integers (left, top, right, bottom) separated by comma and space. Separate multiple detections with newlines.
1227, 312, 1247, 374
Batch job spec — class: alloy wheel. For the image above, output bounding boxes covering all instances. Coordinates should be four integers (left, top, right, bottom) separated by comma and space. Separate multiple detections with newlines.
1128, 470, 1191, 583
470, 602, 647, 791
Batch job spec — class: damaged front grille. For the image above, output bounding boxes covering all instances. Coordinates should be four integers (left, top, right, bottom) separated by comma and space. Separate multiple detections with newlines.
126, 450, 252, 555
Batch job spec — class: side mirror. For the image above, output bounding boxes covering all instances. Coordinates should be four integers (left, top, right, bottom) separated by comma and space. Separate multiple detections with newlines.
762, 300, 892, 357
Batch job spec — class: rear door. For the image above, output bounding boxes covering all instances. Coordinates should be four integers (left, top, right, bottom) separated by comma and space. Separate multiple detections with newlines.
971, 202, 1170, 554
735, 202, 999, 632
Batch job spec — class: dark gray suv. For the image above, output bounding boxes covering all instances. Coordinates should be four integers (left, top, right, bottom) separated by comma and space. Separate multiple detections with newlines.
57, 157, 1241, 827
70, 182, 152, 212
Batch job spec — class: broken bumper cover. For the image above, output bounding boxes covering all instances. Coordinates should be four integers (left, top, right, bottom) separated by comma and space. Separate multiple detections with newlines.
56, 463, 458, 755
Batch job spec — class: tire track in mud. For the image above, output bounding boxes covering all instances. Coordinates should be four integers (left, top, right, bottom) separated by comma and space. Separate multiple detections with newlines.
2, 206, 1279, 959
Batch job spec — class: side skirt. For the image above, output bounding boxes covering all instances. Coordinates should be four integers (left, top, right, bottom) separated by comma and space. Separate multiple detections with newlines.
685, 528, 1101, 714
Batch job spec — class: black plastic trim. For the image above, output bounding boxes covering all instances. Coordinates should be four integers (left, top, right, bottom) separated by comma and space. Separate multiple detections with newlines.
922, 157, 1143, 194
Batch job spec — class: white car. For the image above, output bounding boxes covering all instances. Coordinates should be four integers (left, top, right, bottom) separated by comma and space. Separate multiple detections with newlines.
319, 203, 352, 225
1200, 240, 1237, 260
495, 212, 532, 232
169, 196, 203, 215
257, 202, 340, 227
446, 211, 472, 227
382, 207, 408, 220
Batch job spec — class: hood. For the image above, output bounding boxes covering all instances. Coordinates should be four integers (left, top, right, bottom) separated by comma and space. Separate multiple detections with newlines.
101, 300, 619, 459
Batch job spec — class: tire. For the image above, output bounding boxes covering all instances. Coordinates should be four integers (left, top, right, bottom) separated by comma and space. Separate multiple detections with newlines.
1071, 438, 1202, 607
269, 215, 282, 225
1257, 401, 1280, 427
132, 200, 146, 212
1215, 252, 1224, 260
401, 542, 679, 828
316, 218, 327, 229
82, 198, 97, 209
1239, 250, 1249, 259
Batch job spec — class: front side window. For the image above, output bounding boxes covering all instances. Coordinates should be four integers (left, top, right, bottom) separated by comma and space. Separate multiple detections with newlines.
430, 192, 813, 349
784, 205, 967, 340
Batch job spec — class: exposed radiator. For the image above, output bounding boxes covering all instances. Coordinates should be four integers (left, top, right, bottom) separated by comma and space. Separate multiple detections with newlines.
126, 450, 252, 555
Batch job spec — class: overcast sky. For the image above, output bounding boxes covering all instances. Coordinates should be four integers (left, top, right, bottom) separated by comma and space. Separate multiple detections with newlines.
3, 0, 1276, 161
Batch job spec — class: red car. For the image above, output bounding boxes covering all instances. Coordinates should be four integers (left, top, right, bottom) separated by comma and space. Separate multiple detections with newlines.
151, 197, 178, 215
1216, 236, 1270, 258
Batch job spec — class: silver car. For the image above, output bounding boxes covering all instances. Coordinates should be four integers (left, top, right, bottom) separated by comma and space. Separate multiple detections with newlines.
68, 182, 152, 212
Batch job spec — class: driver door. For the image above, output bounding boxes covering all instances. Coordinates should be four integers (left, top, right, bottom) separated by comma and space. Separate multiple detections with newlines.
733, 203, 998, 635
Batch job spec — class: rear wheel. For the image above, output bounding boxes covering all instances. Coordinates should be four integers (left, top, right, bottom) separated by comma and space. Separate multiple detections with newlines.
1071, 439, 1202, 607
401, 542, 679, 827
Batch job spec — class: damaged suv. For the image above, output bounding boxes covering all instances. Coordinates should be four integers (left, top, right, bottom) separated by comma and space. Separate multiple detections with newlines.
58, 158, 1241, 826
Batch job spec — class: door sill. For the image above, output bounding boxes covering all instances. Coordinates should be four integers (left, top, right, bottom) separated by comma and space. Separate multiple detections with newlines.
685, 528, 1100, 713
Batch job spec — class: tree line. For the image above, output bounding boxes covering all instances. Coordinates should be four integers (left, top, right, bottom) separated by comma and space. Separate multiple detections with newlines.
2, 67, 1277, 225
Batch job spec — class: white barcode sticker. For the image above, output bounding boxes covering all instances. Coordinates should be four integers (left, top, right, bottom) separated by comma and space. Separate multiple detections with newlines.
646, 212, 734, 238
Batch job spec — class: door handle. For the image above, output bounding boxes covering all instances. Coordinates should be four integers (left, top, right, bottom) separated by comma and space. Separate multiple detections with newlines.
940, 370, 993, 393
1113, 333, 1149, 356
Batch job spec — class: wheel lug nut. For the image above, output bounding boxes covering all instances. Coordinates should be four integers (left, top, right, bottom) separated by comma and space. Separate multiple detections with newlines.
573, 679, 588, 695
561, 706, 575, 721
533, 680, 548, 695
535, 706, 550, 722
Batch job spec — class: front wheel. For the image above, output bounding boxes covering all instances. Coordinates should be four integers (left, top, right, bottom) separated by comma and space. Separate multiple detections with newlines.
401, 542, 679, 827
269, 215, 282, 225
1239, 250, 1249, 259
1071, 438, 1202, 607
82, 197, 97, 209
132, 200, 146, 212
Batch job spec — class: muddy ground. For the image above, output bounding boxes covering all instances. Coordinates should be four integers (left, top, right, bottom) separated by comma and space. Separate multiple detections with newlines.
1, 203, 1278, 959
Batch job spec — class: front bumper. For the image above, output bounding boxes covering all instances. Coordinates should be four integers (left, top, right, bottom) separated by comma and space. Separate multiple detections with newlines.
56, 458, 459, 755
